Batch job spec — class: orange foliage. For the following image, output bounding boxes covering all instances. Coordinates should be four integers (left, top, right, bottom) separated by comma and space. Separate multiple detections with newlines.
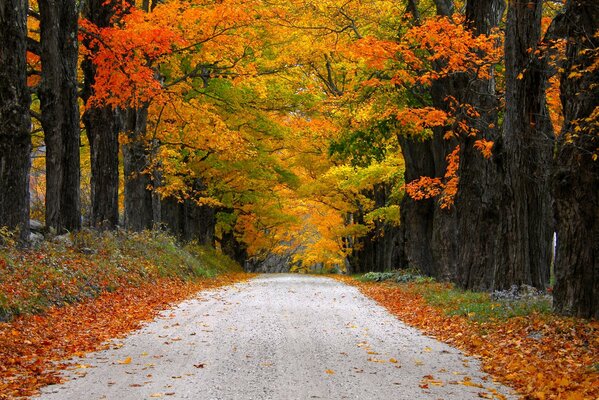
0, 273, 252, 399
406, 145, 460, 209
474, 139, 494, 159
337, 277, 599, 400
351, 15, 502, 88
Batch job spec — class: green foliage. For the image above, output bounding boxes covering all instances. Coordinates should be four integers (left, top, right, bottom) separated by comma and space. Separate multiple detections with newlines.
329, 119, 395, 167
0, 230, 242, 321
359, 268, 433, 283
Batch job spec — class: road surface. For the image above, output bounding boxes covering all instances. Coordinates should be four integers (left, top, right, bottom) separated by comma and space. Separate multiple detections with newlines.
36, 274, 516, 400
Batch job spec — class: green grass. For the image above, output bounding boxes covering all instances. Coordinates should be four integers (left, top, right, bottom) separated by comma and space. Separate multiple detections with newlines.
357, 270, 552, 322
0, 229, 242, 321
421, 286, 551, 322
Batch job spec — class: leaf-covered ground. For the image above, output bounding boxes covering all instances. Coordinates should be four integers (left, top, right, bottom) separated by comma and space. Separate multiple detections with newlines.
0, 230, 252, 398
0, 273, 252, 399
336, 276, 598, 400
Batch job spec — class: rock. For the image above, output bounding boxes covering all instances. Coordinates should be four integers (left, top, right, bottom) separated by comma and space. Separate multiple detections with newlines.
52, 233, 73, 247
29, 219, 44, 232
80, 247, 95, 255
28, 231, 44, 245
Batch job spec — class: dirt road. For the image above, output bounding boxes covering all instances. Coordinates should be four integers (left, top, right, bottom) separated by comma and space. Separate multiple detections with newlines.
36, 274, 516, 399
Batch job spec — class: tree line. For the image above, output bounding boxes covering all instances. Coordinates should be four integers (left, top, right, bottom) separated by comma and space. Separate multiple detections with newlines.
0, 0, 597, 318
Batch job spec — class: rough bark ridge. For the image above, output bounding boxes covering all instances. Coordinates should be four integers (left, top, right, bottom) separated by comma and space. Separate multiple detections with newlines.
398, 0, 458, 280
397, 137, 435, 274
454, 0, 505, 290
0, 0, 32, 240
39, 0, 81, 233
122, 106, 154, 231
82, 0, 120, 229
499, 0, 553, 290
552, 0, 599, 318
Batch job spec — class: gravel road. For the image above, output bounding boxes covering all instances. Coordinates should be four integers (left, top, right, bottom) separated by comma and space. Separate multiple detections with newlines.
36, 274, 517, 400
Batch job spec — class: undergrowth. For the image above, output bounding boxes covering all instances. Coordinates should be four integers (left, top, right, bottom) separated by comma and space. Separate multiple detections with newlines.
358, 270, 552, 322
0, 229, 242, 321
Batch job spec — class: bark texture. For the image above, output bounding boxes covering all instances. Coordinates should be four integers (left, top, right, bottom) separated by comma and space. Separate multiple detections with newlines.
160, 196, 216, 246
122, 107, 154, 231
552, 0, 599, 318
39, 0, 81, 233
454, 0, 506, 290
82, 0, 120, 229
397, 137, 435, 274
500, 0, 553, 289
0, 0, 32, 240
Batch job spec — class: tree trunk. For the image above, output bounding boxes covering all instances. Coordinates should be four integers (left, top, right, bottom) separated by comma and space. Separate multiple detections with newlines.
220, 228, 247, 265
454, 0, 506, 290
39, 0, 81, 233
552, 0, 599, 318
397, 0, 458, 280
499, 0, 553, 290
122, 106, 154, 231
0, 0, 32, 240
397, 137, 435, 274
82, 0, 120, 229
350, 184, 401, 273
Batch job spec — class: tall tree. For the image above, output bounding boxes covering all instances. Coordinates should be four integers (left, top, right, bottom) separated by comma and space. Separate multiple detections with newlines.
553, 0, 599, 318
82, 0, 121, 229
499, 0, 553, 289
39, 0, 81, 233
397, 0, 445, 277
0, 0, 32, 240
454, 0, 505, 290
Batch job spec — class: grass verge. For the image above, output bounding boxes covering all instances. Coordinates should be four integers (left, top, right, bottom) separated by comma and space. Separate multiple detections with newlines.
0, 230, 253, 398
336, 275, 598, 400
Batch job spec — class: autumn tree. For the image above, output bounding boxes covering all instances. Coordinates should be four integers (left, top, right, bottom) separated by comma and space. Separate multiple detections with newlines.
38, 0, 81, 233
552, 0, 598, 318
0, 0, 32, 240
81, 0, 122, 229
454, 0, 505, 290
499, 0, 553, 289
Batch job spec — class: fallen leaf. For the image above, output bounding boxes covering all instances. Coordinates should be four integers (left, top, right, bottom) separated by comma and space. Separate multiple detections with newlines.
118, 357, 132, 365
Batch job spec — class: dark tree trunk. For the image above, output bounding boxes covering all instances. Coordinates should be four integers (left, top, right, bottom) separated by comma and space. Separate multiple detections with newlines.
454, 0, 506, 290
401, 0, 458, 280
39, 0, 81, 233
397, 137, 435, 274
84, 107, 120, 229
429, 75, 465, 282
499, 0, 553, 290
122, 106, 154, 231
0, 0, 32, 240
349, 184, 401, 273
159, 181, 216, 246
183, 199, 216, 246
552, 0, 599, 318
220, 229, 247, 265
82, 0, 120, 229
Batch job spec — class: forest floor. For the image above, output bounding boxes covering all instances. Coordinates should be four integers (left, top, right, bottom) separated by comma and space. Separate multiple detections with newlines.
31, 275, 514, 400
336, 275, 598, 400
0, 230, 251, 398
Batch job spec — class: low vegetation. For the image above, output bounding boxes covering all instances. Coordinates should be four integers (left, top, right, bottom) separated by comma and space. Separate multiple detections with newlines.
0, 231, 251, 398
0, 229, 242, 321
341, 273, 598, 399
